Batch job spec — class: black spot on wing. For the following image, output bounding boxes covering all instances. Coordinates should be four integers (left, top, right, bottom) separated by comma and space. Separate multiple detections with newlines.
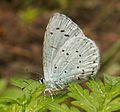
64, 34, 70, 37
61, 30, 65, 32
56, 28, 60, 30
82, 69, 85, 74
66, 53, 69, 55
79, 54, 81, 57
93, 61, 96, 63
76, 50, 79, 53
50, 32, 53, 35
64, 71, 67, 73
54, 66, 57, 69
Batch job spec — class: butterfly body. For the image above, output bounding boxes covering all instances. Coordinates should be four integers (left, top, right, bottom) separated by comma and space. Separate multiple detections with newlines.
42, 13, 100, 91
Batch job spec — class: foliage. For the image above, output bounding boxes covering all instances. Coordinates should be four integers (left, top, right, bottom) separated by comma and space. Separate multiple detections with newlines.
0, 75, 120, 112
68, 75, 120, 112
0, 79, 68, 112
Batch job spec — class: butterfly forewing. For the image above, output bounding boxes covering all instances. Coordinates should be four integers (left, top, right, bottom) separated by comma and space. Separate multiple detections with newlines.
43, 13, 100, 90
43, 13, 84, 78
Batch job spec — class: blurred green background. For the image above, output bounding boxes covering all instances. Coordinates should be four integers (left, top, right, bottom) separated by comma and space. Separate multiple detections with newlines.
0, 0, 120, 98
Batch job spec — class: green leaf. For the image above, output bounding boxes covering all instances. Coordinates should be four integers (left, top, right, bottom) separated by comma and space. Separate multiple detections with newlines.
70, 106, 80, 112
68, 83, 97, 112
87, 80, 106, 110
49, 103, 79, 112
11, 79, 45, 95
11, 79, 31, 89
0, 98, 19, 105
1, 75, 120, 112
104, 74, 120, 86
107, 96, 120, 111
68, 75, 120, 112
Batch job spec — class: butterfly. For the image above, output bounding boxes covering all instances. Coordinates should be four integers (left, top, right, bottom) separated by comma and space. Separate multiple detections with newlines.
40, 13, 100, 93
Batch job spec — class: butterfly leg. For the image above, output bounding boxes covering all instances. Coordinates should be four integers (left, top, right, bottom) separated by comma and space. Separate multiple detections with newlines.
43, 88, 54, 101
48, 89, 54, 100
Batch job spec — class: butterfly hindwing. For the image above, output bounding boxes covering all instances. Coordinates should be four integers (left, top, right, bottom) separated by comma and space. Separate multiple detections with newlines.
51, 36, 100, 85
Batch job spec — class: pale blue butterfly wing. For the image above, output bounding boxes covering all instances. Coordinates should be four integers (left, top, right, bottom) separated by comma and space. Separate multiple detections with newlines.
43, 13, 100, 90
